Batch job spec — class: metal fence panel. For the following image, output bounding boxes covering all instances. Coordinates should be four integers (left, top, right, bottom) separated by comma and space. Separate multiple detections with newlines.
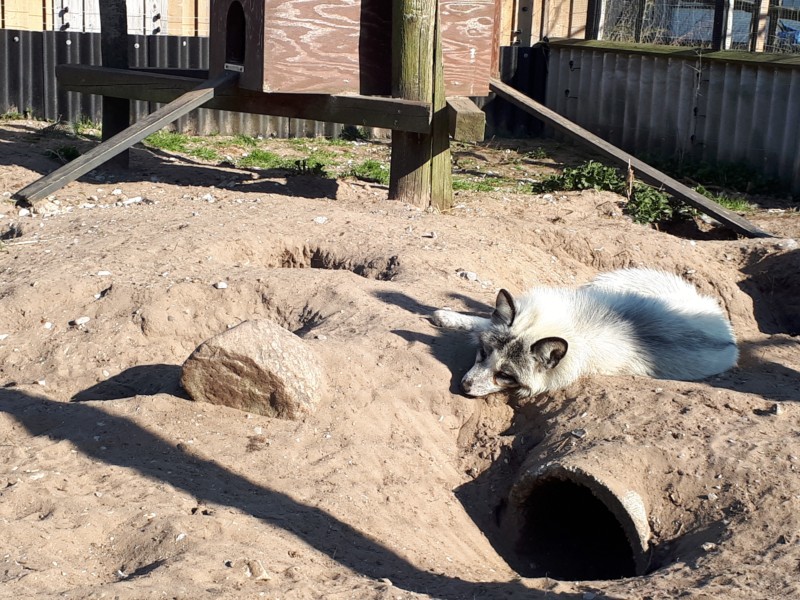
546, 41, 800, 192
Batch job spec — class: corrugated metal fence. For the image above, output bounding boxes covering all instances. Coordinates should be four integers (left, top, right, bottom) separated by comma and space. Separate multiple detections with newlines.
0, 29, 343, 137
546, 40, 800, 193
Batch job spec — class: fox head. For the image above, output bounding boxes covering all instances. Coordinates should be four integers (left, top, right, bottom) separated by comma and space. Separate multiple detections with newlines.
461, 289, 568, 398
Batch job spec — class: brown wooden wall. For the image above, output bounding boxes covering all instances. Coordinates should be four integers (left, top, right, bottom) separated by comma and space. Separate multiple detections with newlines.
210, 0, 498, 97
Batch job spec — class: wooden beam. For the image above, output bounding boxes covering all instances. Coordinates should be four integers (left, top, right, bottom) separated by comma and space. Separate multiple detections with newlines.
489, 78, 772, 238
99, 0, 130, 168
56, 65, 433, 134
389, 0, 452, 210
390, 0, 437, 207
446, 97, 486, 142
14, 72, 238, 205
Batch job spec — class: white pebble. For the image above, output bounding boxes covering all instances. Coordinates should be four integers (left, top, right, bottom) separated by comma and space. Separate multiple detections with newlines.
313, 216, 328, 225
36, 379, 46, 386
458, 270, 478, 281
18, 208, 31, 217
213, 281, 228, 289
44, 322, 53, 329
0, 334, 8, 341
97, 270, 112, 276
111, 188, 123, 196
72, 316, 91, 326
122, 196, 142, 206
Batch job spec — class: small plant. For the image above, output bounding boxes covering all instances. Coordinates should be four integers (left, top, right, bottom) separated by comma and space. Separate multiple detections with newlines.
72, 116, 100, 138
525, 147, 550, 160
145, 130, 190, 153
695, 184, 754, 213
189, 147, 220, 162
290, 158, 328, 177
1, 108, 24, 120
533, 160, 625, 194
231, 134, 259, 148
237, 149, 288, 170
45, 145, 81, 164
347, 159, 389, 185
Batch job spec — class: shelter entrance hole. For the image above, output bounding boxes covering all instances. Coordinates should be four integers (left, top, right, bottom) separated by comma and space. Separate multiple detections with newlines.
512, 477, 637, 581
225, 1, 246, 66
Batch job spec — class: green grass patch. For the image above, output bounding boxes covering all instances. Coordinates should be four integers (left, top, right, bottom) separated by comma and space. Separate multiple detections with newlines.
237, 149, 289, 170
231, 134, 259, 148
145, 130, 190, 153
347, 159, 389, 185
72, 116, 100, 138
189, 147, 220, 162
695, 184, 754, 212
1, 108, 24, 120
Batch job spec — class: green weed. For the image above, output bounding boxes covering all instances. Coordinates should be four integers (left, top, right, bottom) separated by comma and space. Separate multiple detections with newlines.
145, 130, 190, 153
189, 147, 220, 162
532, 160, 624, 194
237, 149, 289, 170
347, 159, 389, 185
45, 145, 81, 164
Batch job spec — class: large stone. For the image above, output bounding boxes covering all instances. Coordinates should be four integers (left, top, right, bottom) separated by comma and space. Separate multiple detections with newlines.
181, 319, 323, 419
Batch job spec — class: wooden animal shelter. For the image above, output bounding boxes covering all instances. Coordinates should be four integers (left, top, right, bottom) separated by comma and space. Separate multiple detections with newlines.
209, 0, 499, 97
16, 0, 501, 211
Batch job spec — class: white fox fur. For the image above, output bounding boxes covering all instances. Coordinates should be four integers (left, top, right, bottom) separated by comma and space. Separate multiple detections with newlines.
431, 268, 738, 397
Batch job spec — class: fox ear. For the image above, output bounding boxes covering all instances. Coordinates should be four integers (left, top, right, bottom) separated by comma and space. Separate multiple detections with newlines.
492, 289, 516, 327
531, 337, 568, 369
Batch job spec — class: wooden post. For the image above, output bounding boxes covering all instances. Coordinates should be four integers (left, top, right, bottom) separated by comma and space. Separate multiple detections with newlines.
389, 0, 452, 211
99, 0, 130, 168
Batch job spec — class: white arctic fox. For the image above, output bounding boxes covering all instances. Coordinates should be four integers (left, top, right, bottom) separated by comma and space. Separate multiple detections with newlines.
430, 268, 738, 397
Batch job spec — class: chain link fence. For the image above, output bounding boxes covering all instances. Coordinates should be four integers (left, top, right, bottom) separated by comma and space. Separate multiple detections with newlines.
597, 0, 800, 53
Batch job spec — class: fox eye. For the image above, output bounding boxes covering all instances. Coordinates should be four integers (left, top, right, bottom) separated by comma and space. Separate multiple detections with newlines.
495, 371, 518, 385
476, 347, 487, 362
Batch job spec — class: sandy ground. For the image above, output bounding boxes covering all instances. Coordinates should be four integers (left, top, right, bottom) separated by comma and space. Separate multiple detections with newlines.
1, 120, 799, 599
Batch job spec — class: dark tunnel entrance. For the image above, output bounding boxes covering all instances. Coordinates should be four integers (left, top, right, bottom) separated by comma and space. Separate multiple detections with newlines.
225, 1, 246, 66
513, 477, 638, 581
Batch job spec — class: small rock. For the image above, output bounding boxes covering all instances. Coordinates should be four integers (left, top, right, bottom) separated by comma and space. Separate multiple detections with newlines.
202, 193, 215, 203
313, 216, 328, 225
18, 208, 31, 217
70, 316, 91, 327
43, 322, 53, 330
181, 319, 324, 420
122, 196, 142, 206
421, 231, 437, 239
36, 379, 46, 386
0, 334, 8, 341
97, 270, 112, 277
706, 492, 719, 502
245, 559, 272, 581
570, 428, 587, 439
111, 188, 123, 196
457, 270, 478, 281
769, 403, 783, 416
701, 542, 718, 552
213, 281, 228, 289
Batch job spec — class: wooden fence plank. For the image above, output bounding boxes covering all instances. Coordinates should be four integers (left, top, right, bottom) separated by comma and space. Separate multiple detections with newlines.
14, 72, 238, 205
489, 78, 772, 238
57, 64, 433, 133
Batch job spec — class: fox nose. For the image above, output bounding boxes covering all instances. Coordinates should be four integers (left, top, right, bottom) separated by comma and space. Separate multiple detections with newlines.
461, 378, 473, 395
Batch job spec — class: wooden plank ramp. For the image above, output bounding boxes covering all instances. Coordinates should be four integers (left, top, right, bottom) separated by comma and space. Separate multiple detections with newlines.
14, 71, 239, 206
489, 78, 772, 239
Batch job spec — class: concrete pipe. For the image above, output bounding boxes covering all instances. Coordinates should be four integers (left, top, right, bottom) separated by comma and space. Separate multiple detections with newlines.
505, 441, 654, 581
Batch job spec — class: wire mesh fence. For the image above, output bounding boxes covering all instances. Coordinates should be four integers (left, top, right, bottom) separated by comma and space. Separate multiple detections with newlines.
597, 0, 800, 53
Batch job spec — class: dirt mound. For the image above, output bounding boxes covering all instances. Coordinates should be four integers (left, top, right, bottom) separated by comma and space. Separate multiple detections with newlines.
0, 121, 798, 599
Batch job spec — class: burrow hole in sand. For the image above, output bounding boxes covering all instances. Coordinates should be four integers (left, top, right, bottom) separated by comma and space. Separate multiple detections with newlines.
510, 477, 638, 581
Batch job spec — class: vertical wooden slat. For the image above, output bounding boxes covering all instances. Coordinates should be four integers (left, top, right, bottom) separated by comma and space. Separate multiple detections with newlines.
100, 0, 130, 167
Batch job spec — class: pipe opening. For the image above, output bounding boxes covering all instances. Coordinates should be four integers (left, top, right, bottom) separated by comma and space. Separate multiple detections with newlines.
514, 477, 638, 581
225, 1, 246, 65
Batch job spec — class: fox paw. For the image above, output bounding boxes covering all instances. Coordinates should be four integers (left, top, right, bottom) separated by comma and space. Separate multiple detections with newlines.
430, 309, 470, 330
